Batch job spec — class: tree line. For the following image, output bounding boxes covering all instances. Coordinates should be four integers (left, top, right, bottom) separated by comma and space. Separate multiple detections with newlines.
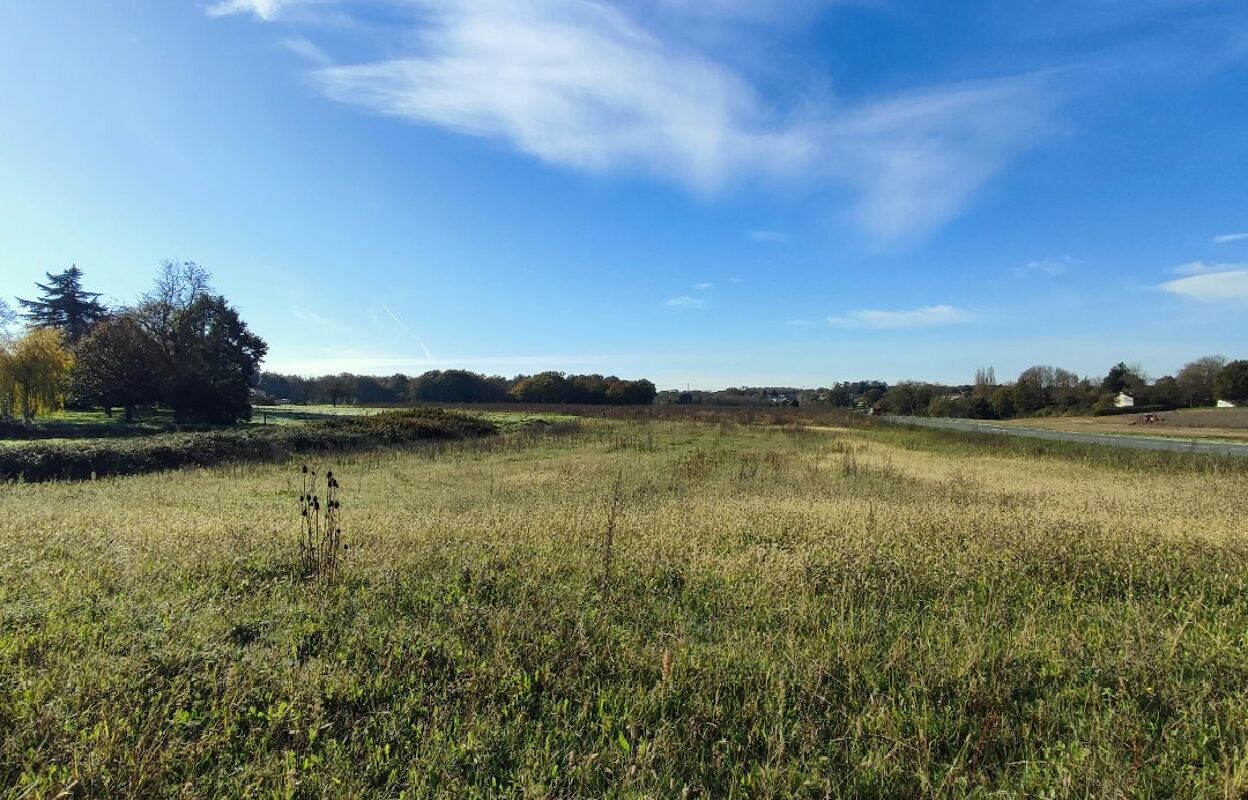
256, 369, 658, 407
656, 382, 889, 408
871, 359, 1248, 419
0, 263, 266, 423
5, 264, 1242, 424
649, 360, 1248, 420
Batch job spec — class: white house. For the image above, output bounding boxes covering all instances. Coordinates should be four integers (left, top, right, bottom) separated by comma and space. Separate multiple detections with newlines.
1114, 392, 1135, 408
1217, 399, 1237, 408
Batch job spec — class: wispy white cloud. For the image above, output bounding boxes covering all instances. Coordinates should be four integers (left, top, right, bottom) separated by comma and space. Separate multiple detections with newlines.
281, 35, 333, 66
827, 304, 970, 329
728, 277, 744, 283
1170, 260, 1240, 276
206, 0, 288, 20
1012, 255, 1075, 277
207, 0, 341, 23
1159, 267, 1248, 301
748, 229, 788, 243
291, 305, 354, 334
238, 1, 1058, 242
664, 295, 706, 308
1212, 232, 1248, 244
693, 281, 713, 290
824, 76, 1054, 241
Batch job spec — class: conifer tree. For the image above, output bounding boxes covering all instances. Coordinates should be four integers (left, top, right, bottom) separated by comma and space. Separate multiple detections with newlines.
17, 266, 108, 344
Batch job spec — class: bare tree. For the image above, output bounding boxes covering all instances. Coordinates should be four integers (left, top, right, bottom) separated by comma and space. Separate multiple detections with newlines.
1176, 355, 1228, 407
137, 261, 212, 342
973, 366, 997, 399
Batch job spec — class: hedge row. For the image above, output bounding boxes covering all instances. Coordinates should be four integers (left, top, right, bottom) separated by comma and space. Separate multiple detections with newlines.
1093, 404, 1173, 417
0, 408, 498, 482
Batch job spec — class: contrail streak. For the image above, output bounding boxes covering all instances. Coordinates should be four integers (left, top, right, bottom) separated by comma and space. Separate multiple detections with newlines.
381, 304, 433, 361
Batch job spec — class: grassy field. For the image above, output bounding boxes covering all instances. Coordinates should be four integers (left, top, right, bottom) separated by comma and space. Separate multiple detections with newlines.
251, 405, 386, 425
1003, 407, 1248, 443
4, 416, 1248, 797
0, 406, 374, 445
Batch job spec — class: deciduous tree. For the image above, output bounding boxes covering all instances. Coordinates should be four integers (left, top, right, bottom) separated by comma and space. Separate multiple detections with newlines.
0, 328, 73, 420
1214, 360, 1248, 405
71, 315, 161, 421
1176, 355, 1228, 406
167, 295, 267, 423
136, 262, 266, 423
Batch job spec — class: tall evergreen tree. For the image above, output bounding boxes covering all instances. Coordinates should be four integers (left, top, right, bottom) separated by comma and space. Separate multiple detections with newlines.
17, 266, 108, 344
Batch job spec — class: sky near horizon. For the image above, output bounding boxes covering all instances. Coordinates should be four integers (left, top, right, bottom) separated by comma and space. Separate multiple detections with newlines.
1, 1, 1247, 390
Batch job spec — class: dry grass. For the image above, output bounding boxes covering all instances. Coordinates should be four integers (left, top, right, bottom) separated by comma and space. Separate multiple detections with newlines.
1003, 407, 1248, 442
3, 418, 1248, 797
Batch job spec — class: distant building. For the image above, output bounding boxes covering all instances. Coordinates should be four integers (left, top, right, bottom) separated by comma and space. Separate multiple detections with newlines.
1114, 392, 1135, 408
1217, 399, 1237, 408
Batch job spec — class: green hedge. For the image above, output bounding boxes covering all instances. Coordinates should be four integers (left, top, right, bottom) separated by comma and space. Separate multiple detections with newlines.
0, 408, 497, 482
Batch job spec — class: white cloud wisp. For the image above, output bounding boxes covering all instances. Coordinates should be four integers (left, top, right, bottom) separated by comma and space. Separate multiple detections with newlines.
827, 304, 970, 329
1159, 268, 1248, 301
218, 0, 1056, 242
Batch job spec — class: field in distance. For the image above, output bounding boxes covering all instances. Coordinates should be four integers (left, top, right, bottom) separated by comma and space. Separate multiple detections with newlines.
1001, 406, 1248, 442
4, 414, 1248, 797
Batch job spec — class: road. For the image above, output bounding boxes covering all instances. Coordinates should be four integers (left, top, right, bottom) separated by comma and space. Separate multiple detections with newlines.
879, 416, 1248, 458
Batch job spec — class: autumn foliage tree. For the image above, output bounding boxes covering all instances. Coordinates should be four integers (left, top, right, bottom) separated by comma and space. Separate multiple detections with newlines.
0, 328, 73, 420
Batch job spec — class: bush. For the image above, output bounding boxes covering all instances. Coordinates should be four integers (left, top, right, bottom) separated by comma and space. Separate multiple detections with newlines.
0, 408, 497, 482
1093, 403, 1173, 417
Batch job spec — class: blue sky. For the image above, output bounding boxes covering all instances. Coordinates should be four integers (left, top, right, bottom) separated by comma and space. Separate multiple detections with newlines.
1, 1, 1246, 389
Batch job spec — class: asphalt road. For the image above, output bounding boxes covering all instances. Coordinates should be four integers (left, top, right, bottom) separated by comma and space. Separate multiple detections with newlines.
879, 416, 1248, 458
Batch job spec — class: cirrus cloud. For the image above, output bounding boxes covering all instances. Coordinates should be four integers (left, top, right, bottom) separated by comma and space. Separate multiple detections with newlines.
827, 304, 970, 329
206, 0, 288, 20
217, 0, 1057, 243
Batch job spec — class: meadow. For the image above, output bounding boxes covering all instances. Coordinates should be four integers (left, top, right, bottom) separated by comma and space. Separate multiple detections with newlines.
3, 413, 1248, 798
1003, 407, 1248, 443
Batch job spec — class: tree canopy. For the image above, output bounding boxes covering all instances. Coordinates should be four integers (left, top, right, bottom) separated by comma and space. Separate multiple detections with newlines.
72, 315, 162, 421
17, 266, 108, 344
1214, 361, 1248, 405
1176, 355, 1228, 407
0, 328, 73, 420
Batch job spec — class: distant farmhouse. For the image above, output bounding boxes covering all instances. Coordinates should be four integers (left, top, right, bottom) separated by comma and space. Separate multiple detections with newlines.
1114, 392, 1135, 408
1218, 399, 1237, 408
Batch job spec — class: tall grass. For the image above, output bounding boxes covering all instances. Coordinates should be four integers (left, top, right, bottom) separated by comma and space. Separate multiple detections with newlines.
2, 419, 1247, 797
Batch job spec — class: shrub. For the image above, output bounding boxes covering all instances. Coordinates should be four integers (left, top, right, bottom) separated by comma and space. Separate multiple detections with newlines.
0, 408, 497, 482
